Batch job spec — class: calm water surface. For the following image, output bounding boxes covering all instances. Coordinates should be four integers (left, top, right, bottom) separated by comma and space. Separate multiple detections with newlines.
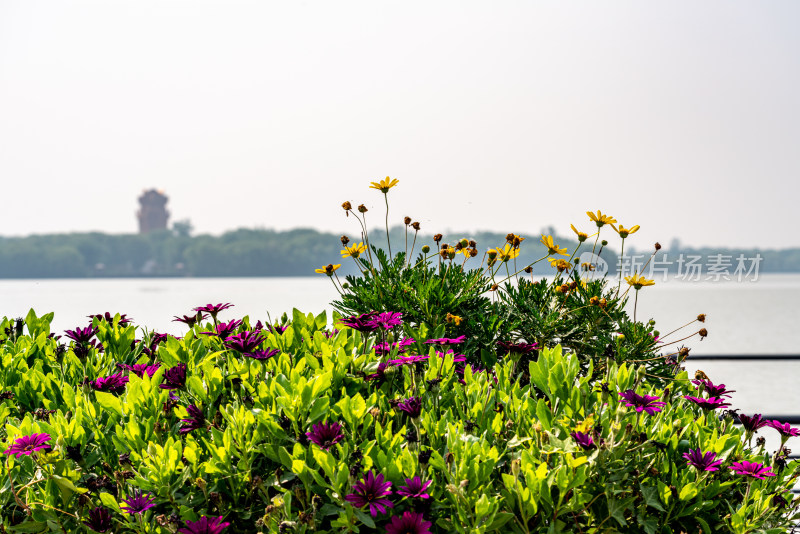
1, 274, 798, 419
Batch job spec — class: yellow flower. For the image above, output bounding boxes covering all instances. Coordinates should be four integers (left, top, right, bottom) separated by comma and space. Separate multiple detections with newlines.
314, 264, 341, 276
610, 223, 640, 239
548, 258, 572, 272
625, 273, 655, 290
495, 244, 520, 263
570, 224, 589, 243
540, 235, 568, 256
574, 415, 594, 433
340, 242, 367, 259
369, 176, 399, 193
506, 233, 525, 248
446, 313, 464, 326
586, 210, 617, 228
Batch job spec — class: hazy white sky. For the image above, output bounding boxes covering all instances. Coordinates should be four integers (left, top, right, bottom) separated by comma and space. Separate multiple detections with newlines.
1, 1, 798, 249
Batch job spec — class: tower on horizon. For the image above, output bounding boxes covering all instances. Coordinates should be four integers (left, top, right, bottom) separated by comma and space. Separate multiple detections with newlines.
137, 189, 169, 234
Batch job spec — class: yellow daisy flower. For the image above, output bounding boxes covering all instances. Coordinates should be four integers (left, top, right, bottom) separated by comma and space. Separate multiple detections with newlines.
495, 244, 520, 263
570, 224, 589, 243
625, 273, 655, 290
369, 176, 399, 193
610, 223, 640, 239
340, 242, 367, 259
314, 264, 341, 276
548, 258, 572, 272
586, 210, 617, 228
540, 235, 568, 256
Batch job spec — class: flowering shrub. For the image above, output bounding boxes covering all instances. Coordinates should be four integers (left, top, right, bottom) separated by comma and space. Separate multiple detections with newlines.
0, 180, 798, 532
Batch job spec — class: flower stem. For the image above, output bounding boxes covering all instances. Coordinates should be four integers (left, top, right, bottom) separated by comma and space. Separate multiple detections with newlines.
383, 193, 392, 257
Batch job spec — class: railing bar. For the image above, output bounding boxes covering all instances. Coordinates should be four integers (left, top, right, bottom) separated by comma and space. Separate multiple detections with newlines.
687, 355, 800, 361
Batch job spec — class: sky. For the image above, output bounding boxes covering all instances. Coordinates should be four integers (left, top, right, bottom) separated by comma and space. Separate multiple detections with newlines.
1, 1, 799, 249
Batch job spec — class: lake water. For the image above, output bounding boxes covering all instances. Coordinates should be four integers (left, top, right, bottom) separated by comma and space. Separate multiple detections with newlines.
1, 274, 798, 422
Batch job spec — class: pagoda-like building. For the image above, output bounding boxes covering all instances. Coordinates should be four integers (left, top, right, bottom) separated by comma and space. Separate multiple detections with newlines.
137, 189, 169, 234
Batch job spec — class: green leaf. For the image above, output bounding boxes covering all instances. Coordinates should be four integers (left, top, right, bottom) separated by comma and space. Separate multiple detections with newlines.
353, 508, 375, 528
94, 391, 124, 418
640, 484, 665, 512
99, 492, 121, 512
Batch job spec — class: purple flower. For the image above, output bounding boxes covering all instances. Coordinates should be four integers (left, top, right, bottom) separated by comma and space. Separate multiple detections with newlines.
683, 449, 723, 471
435, 350, 467, 363
365, 362, 389, 382
90, 374, 129, 395
64, 326, 97, 344
118, 363, 161, 378
374, 337, 415, 356
120, 490, 156, 514
160, 363, 188, 390
3, 433, 52, 456
83, 506, 113, 532
180, 404, 206, 434
496, 341, 538, 357
306, 422, 344, 450
340, 312, 379, 333
396, 477, 432, 499
178, 516, 231, 534
683, 396, 731, 411
224, 331, 264, 353
374, 312, 403, 330
245, 348, 280, 361
766, 420, 800, 438
618, 390, 666, 415
173, 313, 207, 327
201, 319, 243, 339
730, 460, 776, 480
385, 511, 432, 534
388, 354, 429, 366
88, 312, 132, 327
570, 431, 595, 450
397, 397, 422, 419
345, 471, 393, 517
738, 413, 769, 432
691, 379, 735, 398
268, 324, 289, 335
192, 303, 234, 319
424, 335, 466, 346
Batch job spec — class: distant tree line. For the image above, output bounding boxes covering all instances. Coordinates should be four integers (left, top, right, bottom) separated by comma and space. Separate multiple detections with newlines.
1, 225, 797, 279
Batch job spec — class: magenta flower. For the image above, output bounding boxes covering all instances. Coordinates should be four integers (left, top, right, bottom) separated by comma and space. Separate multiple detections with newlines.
388, 354, 429, 366
201, 319, 243, 339
245, 348, 280, 361
173, 313, 207, 327
180, 405, 206, 434
90, 374, 129, 395
365, 362, 389, 382
193, 303, 233, 319
224, 331, 264, 353
178, 516, 230, 534
730, 460, 776, 480
766, 420, 800, 438
374, 337, 415, 356
618, 390, 666, 415
424, 335, 466, 345
691, 379, 735, 398
340, 312, 379, 333
683, 449, 723, 471
306, 421, 344, 450
345, 471, 393, 517
385, 511, 432, 534
268, 324, 289, 335
3, 433, 52, 456
83, 506, 113, 532
89, 312, 132, 326
683, 396, 731, 411
118, 363, 161, 378
435, 350, 467, 363
570, 431, 595, 450
120, 490, 156, 514
374, 312, 403, 330
738, 413, 769, 432
396, 477, 432, 499
64, 326, 98, 344
496, 341, 538, 356
159, 363, 188, 390
397, 397, 422, 419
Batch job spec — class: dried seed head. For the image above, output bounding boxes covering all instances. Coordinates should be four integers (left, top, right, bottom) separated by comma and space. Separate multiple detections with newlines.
590, 296, 599, 306
357, 204, 368, 213
678, 347, 690, 358
697, 314, 706, 323
655, 242, 662, 251
340, 235, 350, 246
454, 242, 463, 251
524, 266, 533, 274
469, 248, 478, 257
411, 222, 421, 231
694, 369, 708, 381
469, 240, 477, 247
599, 298, 607, 308
569, 281, 578, 290
490, 283, 499, 291
433, 233, 443, 243
404, 216, 412, 225
342, 201, 352, 211
506, 233, 515, 243
698, 328, 708, 339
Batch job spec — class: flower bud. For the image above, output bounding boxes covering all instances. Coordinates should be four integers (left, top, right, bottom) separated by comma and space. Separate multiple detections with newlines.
421, 245, 430, 253
340, 235, 350, 246
601, 240, 608, 247
404, 216, 412, 225
459, 238, 469, 248
655, 242, 662, 251
697, 314, 706, 323
510, 459, 521, 477
524, 266, 533, 274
